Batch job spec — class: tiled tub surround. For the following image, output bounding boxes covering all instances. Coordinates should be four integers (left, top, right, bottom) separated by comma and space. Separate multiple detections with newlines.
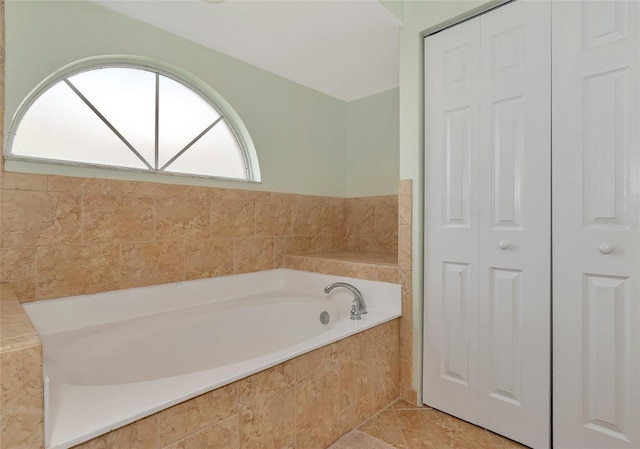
0, 284, 44, 449
70, 319, 400, 449
0, 172, 398, 304
23, 269, 401, 449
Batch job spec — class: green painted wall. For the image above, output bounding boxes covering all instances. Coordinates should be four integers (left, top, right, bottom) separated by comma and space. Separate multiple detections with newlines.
5, 0, 368, 196
346, 88, 399, 197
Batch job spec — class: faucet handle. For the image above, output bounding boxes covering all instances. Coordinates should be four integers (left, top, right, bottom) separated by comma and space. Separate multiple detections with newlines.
350, 304, 362, 320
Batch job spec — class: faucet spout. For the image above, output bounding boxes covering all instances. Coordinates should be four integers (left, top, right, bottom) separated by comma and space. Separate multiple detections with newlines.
324, 282, 367, 319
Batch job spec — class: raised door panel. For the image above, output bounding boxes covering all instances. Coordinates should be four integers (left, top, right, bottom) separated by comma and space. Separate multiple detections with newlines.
441, 262, 472, 385
487, 268, 523, 406
490, 96, 524, 229
583, 69, 630, 228
582, 274, 632, 442
443, 108, 472, 227
553, 1, 640, 448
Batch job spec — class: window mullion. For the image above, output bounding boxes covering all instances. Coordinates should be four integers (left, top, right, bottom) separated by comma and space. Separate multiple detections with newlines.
159, 117, 223, 171
64, 79, 153, 170
154, 73, 159, 170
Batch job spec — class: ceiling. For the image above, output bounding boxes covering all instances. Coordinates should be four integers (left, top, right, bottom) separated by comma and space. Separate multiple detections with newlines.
93, 0, 403, 102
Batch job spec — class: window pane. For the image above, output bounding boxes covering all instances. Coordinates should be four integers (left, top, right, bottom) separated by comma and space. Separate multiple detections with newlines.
10, 65, 254, 181
158, 75, 220, 167
12, 81, 148, 169
68, 68, 156, 168
164, 121, 246, 179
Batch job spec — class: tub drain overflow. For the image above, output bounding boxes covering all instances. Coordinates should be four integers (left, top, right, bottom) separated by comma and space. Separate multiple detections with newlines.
319, 311, 330, 325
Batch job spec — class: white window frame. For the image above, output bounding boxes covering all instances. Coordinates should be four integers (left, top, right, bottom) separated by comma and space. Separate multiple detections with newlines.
4, 56, 261, 183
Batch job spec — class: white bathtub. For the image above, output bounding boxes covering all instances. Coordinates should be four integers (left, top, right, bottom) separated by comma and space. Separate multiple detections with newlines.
23, 268, 401, 449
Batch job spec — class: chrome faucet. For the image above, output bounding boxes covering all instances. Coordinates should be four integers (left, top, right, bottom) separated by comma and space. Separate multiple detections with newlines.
324, 282, 367, 320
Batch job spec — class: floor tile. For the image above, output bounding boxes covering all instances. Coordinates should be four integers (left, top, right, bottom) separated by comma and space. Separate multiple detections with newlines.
358, 402, 532, 449
487, 431, 530, 449
358, 410, 406, 449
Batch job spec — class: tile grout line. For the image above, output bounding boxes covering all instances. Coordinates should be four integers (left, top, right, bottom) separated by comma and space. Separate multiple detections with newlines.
161, 414, 235, 449
155, 414, 160, 449
236, 401, 240, 449
390, 406, 410, 449
356, 397, 399, 431
359, 400, 437, 449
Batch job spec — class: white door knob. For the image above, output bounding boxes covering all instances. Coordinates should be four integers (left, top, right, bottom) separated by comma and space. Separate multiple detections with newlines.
599, 243, 614, 255
499, 240, 510, 250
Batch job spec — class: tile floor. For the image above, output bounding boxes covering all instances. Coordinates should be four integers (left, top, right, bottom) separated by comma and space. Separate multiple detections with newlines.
358, 400, 530, 449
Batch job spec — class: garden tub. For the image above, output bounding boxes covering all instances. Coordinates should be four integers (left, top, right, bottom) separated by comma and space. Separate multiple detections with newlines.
23, 268, 401, 449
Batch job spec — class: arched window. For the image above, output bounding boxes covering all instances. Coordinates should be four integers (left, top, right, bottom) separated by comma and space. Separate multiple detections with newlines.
7, 62, 259, 181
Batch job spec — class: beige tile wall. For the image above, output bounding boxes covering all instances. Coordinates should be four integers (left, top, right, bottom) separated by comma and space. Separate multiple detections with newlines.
344, 196, 398, 253
397, 180, 416, 403
0, 173, 399, 303
0, 344, 43, 449
0, 285, 44, 449
71, 319, 399, 449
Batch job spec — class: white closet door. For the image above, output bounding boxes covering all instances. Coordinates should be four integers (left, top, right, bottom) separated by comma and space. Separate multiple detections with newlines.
423, 16, 481, 421
477, 1, 550, 447
552, 1, 640, 448
423, 2, 550, 447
